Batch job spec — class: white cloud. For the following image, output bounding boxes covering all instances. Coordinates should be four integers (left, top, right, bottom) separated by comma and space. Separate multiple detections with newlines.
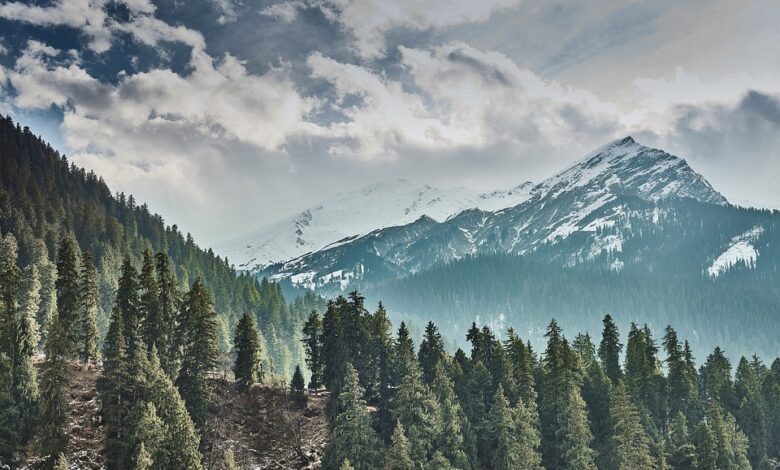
211, 0, 239, 24
308, 42, 621, 159
260, 1, 306, 23
266, 0, 523, 58
0, 0, 112, 53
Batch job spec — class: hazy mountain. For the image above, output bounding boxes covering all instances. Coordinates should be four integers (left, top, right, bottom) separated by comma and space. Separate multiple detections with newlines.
217, 179, 534, 271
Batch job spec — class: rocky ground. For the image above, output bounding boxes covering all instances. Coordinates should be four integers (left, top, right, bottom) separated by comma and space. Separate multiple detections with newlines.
18, 362, 329, 470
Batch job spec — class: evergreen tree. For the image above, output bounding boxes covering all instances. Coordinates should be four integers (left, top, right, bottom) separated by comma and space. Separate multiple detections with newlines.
559, 386, 598, 470
224, 448, 238, 470
610, 381, 655, 469
578, 335, 613, 470
132, 443, 153, 470
505, 328, 536, 405
138, 248, 161, 355
79, 251, 100, 363
39, 316, 70, 463
98, 306, 131, 469
624, 324, 664, 435
155, 252, 179, 379
177, 279, 219, 431
664, 326, 696, 418
302, 311, 324, 390
430, 363, 471, 470
117, 255, 141, 354
598, 314, 623, 384
54, 236, 80, 354
418, 321, 445, 385
369, 302, 394, 439
386, 421, 413, 470
700, 347, 737, 414
52, 454, 68, 470
233, 312, 262, 391
488, 385, 542, 470
667, 412, 697, 470
322, 363, 381, 470
291, 365, 306, 406
392, 355, 444, 465
0, 353, 19, 464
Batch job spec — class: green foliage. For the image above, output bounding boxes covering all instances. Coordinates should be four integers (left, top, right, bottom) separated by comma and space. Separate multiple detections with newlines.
177, 279, 219, 431
322, 363, 381, 470
55, 236, 81, 354
80, 251, 100, 363
291, 364, 306, 406
302, 311, 324, 390
598, 314, 623, 384
610, 381, 655, 469
386, 421, 413, 470
39, 317, 70, 462
488, 385, 542, 470
233, 312, 262, 390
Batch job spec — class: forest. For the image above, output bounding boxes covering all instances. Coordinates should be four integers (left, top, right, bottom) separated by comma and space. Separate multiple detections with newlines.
305, 293, 780, 470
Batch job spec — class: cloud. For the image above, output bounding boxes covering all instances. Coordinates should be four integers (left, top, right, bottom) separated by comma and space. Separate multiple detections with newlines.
638, 90, 780, 210
264, 0, 522, 58
308, 42, 621, 160
211, 0, 239, 24
0, 0, 112, 52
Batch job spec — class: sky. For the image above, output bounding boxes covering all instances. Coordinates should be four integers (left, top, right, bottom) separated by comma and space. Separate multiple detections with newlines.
1, 0, 779, 248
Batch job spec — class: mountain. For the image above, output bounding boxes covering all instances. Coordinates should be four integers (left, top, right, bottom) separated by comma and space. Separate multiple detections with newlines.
259, 137, 730, 289
217, 178, 534, 271
254, 137, 780, 359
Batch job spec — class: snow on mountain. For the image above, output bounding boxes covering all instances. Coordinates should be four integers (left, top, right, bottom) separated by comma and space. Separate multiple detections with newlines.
218, 179, 533, 271
259, 136, 734, 291
707, 226, 764, 278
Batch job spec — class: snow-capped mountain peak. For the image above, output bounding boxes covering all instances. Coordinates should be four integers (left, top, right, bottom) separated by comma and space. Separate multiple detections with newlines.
217, 179, 534, 271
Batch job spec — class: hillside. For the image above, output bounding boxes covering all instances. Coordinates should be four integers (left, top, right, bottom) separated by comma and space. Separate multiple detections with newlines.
0, 115, 317, 378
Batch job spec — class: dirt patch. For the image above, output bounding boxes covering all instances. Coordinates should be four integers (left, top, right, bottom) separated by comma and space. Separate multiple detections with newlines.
202, 380, 330, 470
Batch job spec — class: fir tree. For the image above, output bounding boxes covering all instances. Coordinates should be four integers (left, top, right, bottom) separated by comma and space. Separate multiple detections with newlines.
322, 363, 381, 470
302, 311, 324, 390
667, 412, 697, 470
430, 363, 471, 470
233, 312, 262, 391
79, 251, 100, 363
392, 355, 444, 465
291, 365, 306, 406
559, 386, 598, 470
138, 249, 161, 355
488, 385, 542, 470
39, 316, 70, 464
54, 236, 80, 354
97, 306, 130, 469
418, 321, 445, 385
0, 353, 19, 464
386, 421, 413, 470
155, 252, 179, 379
224, 448, 238, 470
177, 279, 219, 431
610, 381, 655, 469
598, 314, 623, 384
117, 255, 141, 354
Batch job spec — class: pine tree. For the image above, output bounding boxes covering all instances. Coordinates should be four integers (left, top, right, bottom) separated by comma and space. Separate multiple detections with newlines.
322, 363, 381, 470
559, 386, 598, 470
610, 381, 655, 469
138, 248, 161, 354
505, 328, 536, 405
39, 316, 70, 463
598, 314, 623, 384
695, 418, 718, 470
0, 234, 22, 357
132, 442, 153, 470
54, 236, 80, 354
117, 254, 141, 354
155, 252, 179, 379
98, 306, 131, 469
126, 401, 164, 469
291, 365, 306, 406
52, 453, 68, 470
579, 338, 613, 470
79, 251, 100, 363
392, 356, 444, 465
430, 363, 471, 470
177, 279, 219, 431
339, 459, 355, 470
418, 321, 445, 385
9, 243, 41, 444
32, 240, 57, 348
488, 385, 542, 470
0, 353, 19, 464
664, 326, 696, 418
386, 421, 413, 470
233, 312, 262, 390
302, 311, 324, 390
370, 302, 394, 439
667, 412, 697, 470
700, 347, 737, 414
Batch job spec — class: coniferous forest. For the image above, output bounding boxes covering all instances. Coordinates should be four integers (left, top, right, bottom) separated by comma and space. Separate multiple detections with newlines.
1, 116, 779, 469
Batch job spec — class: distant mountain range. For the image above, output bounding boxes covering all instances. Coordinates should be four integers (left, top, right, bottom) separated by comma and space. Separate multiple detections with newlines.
218, 136, 780, 359
254, 137, 734, 289
217, 178, 535, 270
